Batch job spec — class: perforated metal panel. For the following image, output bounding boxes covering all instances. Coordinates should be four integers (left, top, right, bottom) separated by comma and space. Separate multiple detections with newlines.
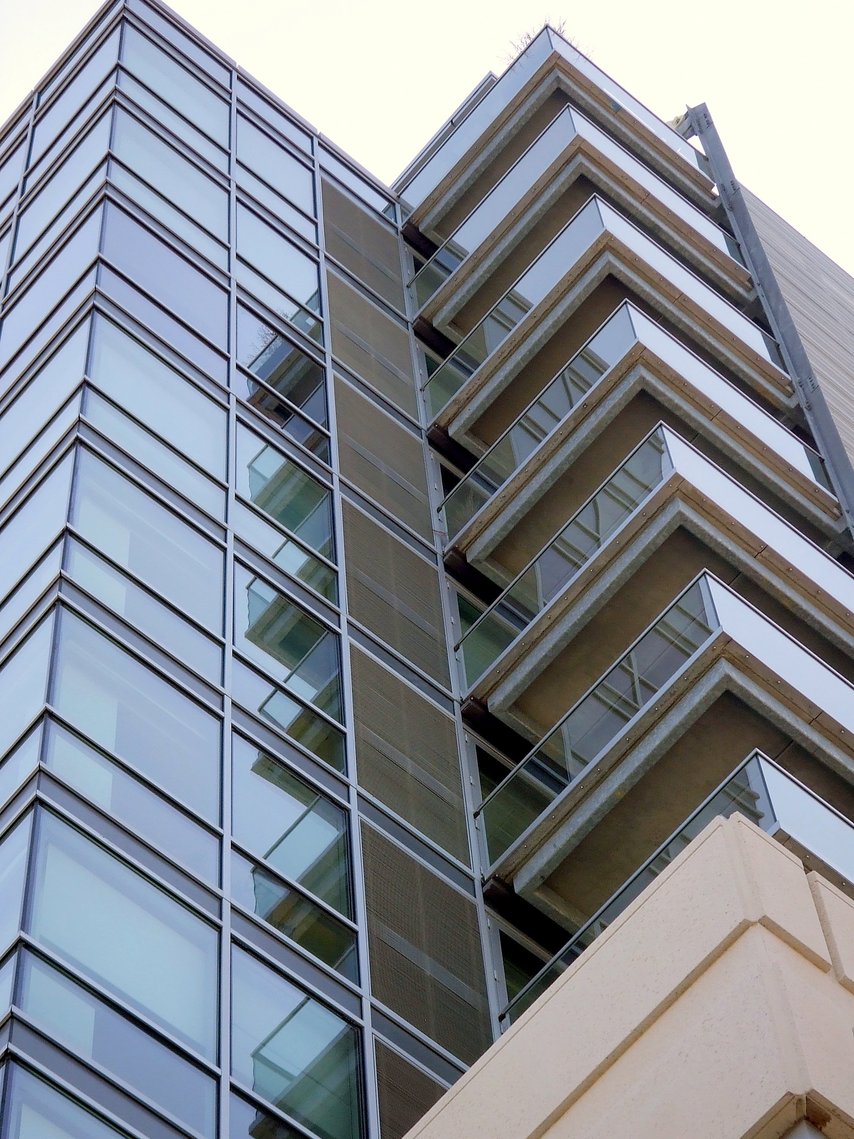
374, 1041, 448, 1139
361, 824, 492, 1065
327, 272, 418, 416
343, 501, 450, 687
334, 377, 434, 540
321, 179, 406, 310
351, 647, 468, 862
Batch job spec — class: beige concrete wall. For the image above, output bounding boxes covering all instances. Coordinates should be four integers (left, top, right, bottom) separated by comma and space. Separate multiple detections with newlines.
404, 816, 854, 1139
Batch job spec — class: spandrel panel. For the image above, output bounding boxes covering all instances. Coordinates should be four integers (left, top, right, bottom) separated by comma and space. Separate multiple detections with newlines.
232, 735, 351, 916
236, 423, 334, 559
72, 449, 224, 629
0, 454, 74, 604
0, 815, 32, 955
0, 612, 54, 762
51, 610, 221, 821
231, 946, 363, 1139
237, 114, 315, 217
44, 716, 220, 883
19, 951, 217, 1135
1, 1064, 133, 1139
122, 24, 229, 146
89, 315, 227, 476
234, 566, 342, 721
236, 305, 328, 428
101, 204, 228, 346
29, 810, 219, 1057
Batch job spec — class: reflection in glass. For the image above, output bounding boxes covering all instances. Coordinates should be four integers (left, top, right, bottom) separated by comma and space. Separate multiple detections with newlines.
232, 852, 357, 980
234, 566, 342, 720
232, 947, 362, 1139
238, 205, 321, 317
51, 610, 221, 820
72, 449, 224, 629
231, 1092, 305, 1139
237, 424, 333, 558
232, 660, 345, 773
19, 951, 217, 1134
29, 811, 219, 1057
233, 502, 337, 604
1, 1063, 132, 1139
232, 736, 351, 916
44, 718, 219, 883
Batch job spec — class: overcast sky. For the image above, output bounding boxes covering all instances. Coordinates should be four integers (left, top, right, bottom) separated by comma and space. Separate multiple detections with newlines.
2, 0, 853, 275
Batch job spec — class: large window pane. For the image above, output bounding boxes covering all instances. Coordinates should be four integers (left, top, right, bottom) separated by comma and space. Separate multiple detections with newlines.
0, 453, 73, 603
101, 205, 228, 346
29, 811, 219, 1056
51, 610, 221, 821
236, 424, 334, 560
0, 616, 53, 763
232, 946, 362, 1139
19, 951, 217, 1135
237, 205, 321, 316
44, 718, 219, 883
0, 815, 32, 955
230, 1093, 305, 1139
89, 315, 227, 476
0, 319, 87, 442
232, 736, 351, 917
117, 69, 227, 170
234, 502, 337, 604
0, 724, 40, 812
237, 114, 315, 217
0, 543, 61, 667
72, 449, 224, 629
234, 566, 342, 721
122, 25, 229, 145
2, 1064, 132, 1139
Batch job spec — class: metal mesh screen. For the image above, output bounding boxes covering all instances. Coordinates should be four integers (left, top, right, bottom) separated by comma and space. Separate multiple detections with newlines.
343, 501, 450, 687
374, 1041, 448, 1139
334, 376, 434, 540
361, 823, 492, 1065
351, 647, 468, 863
321, 179, 405, 309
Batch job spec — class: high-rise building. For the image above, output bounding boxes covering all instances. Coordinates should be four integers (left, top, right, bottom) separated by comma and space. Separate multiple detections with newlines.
0, 4, 852, 1139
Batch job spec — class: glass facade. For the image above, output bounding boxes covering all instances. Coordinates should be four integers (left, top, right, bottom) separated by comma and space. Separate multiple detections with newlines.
1, 5, 854, 1139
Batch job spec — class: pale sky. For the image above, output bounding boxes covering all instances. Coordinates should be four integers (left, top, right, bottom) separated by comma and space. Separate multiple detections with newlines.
2, 0, 853, 276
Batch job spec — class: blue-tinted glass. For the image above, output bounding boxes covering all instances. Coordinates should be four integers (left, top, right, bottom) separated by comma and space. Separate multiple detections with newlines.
238, 169, 317, 244
236, 424, 333, 558
0, 615, 54, 763
237, 80, 312, 153
51, 610, 221, 821
89, 315, 227, 476
0, 318, 87, 435
122, 25, 229, 145
29, 811, 219, 1057
234, 565, 342, 721
0, 543, 61, 654
2, 1064, 132, 1139
232, 735, 351, 916
237, 205, 321, 315
237, 115, 315, 216
0, 815, 32, 955
0, 136, 25, 213
44, 717, 220, 883
72, 449, 224, 629
101, 204, 228, 345
0, 951, 14, 1014
232, 946, 362, 1139
0, 723, 40, 811
117, 69, 228, 170
20, 951, 217, 1134
126, 0, 231, 84
0, 454, 73, 604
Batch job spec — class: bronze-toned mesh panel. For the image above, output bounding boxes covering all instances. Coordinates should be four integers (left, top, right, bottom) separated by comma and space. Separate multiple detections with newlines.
321, 179, 405, 310
351, 647, 468, 862
362, 824, 492, 1064
343, 501, 450, 686
327, 272, 418, 417
375, 1041, 448, 1139
334, 376, 433, 539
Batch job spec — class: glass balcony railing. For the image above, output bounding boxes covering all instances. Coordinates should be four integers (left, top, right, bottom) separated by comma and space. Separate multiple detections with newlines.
411, 106, 742, 311
477, 573, 854, 874
457, 427, 673, 687
399, 28, 706, 212
477, 576, 720, 865
441, 301, 830, 543
422, 197, 784, 419
503, 751, 854, 1022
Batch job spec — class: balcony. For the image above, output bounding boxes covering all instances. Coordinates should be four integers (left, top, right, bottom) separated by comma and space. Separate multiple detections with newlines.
398, 28, 712, 222
422, 197, 788, 425
475, 573, 854, 889
440, 302, 835, 550
504, 750, 854, 1022
454, 423, 852, 716
410, 106, 746, 316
